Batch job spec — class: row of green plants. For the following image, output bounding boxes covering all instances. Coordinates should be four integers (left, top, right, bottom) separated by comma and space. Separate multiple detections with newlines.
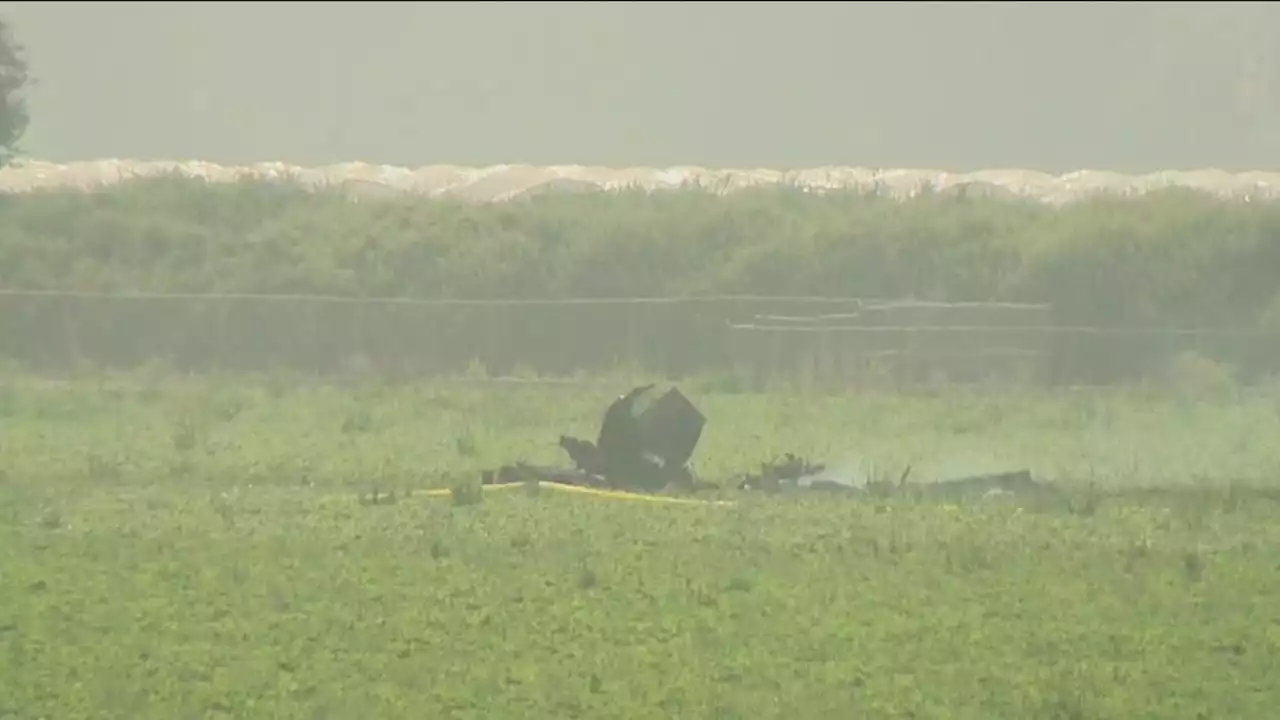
1, 176, 1278, 328
9, 470, 1276, 718
4, 365, 1278, 490
5, 376, 1280, 717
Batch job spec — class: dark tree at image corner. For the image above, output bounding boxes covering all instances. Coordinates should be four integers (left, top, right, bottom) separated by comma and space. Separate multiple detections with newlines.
0, 17, 29, 168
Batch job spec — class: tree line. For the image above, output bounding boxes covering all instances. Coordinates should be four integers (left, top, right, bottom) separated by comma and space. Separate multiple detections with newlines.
0, 176, 1277, 332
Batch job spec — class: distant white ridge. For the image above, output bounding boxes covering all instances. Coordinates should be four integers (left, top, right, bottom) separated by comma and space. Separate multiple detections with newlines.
1, 159, 1277, 205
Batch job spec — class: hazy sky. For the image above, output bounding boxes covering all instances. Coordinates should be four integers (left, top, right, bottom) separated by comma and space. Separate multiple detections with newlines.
0, 1, 1276, 172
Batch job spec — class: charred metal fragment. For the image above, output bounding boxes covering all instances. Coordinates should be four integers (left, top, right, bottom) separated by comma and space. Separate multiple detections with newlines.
556, 385, 707, 493
558, 435, 604, 478
480, 461, 605, 489
636, 387, 706, 470
737, 453, 828, 492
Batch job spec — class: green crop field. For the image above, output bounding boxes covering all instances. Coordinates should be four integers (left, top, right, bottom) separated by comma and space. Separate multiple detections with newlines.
3, 178, 1280, 717
4, 371, 1280, 718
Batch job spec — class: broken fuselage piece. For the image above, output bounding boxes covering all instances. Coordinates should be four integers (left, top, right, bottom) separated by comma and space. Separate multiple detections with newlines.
557, 385, 706, 493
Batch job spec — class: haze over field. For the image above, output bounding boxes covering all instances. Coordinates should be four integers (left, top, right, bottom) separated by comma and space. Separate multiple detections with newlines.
8, 7, 1280, 719
0, 1, 1276, 172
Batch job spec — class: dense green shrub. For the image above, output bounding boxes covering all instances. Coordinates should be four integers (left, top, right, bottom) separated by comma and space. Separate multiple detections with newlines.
1, 176, 1278, 328
0, 17, 30, 167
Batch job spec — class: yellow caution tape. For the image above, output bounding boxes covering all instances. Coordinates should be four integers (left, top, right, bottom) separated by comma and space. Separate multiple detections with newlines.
418, 481, 736, 506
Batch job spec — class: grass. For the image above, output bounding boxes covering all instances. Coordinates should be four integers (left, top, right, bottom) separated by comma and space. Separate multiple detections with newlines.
3, 371, 1280, 718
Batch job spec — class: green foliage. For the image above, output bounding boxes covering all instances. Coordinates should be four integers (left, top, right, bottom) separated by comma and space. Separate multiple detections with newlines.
1, 178, 1279, 329
4, 376, 1280, 716
4, 372, 1280, 490
0, 17, 29, 167
450, 477, 484, 507
1163, 350, 1240, 401
3, 457, 1280, 717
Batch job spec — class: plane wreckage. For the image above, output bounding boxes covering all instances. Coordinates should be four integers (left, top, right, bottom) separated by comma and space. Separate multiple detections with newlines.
481, 385, 1055, 503
483, 384, 710, 493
